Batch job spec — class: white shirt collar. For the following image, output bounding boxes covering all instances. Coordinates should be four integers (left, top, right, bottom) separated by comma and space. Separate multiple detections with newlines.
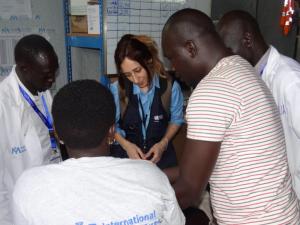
254, 47, 271, 76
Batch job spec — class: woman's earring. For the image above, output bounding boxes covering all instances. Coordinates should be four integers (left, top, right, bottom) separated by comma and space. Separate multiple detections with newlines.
107, 125, 115, 145
107, 136, 114, 145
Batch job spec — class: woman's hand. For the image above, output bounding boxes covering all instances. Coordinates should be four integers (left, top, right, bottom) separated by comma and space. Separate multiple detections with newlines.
123, 141, 146, 160
145, 138, 168, 164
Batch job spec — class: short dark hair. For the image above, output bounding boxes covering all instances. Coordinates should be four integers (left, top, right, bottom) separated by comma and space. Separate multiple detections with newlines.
14, 34, 57, 65
219, 10, 262, 36
163, 8, 217, 41
52, 80, 116, 149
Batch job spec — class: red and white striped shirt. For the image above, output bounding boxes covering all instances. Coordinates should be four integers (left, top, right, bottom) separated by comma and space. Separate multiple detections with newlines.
186, 55, 299, 225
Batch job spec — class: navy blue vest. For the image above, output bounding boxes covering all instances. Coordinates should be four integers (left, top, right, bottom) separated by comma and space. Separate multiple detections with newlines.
110, 86, 177, 169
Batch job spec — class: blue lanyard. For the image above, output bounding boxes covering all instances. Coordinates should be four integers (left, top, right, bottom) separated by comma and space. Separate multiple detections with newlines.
19, 85, 57, 149
138, 96, 147, 129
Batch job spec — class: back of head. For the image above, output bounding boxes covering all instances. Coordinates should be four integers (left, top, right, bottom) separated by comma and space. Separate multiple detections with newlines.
163, 8, 218, 46
217, 10, 266, 64
52, 80, 115, 150
14, 34, 57, 65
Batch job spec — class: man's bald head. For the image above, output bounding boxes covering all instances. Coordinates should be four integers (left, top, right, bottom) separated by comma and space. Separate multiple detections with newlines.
162, 8, 217, 45
162, 8, 229, 86
218, 10, 261, 34
217, 10, 267, 65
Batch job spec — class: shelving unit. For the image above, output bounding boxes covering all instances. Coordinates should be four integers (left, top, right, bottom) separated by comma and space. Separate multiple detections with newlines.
63, 0, 109, 86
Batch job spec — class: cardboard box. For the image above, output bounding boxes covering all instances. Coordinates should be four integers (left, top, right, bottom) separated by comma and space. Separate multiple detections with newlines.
87, 4, 100, 34
70, 15, 88, 33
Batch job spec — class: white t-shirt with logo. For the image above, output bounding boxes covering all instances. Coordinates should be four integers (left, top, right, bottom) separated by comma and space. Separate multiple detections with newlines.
12, 157, 185, 225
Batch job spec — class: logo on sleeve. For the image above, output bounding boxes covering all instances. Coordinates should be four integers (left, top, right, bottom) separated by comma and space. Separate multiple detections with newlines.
278, 104, 287, 115
11, 146, 27, 155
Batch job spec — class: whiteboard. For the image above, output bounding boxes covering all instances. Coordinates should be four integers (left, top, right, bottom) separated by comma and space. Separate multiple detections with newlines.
104, 0, 211, 75
0, 0, 67, 93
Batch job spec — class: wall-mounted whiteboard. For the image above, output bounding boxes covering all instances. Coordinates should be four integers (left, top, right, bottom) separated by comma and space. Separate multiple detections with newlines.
0, 0, 67, 92
104, 0, 211, 75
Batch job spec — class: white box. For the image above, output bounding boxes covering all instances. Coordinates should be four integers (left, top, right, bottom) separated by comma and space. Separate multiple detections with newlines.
87, 4, 100, 34
70, 0, 88, 15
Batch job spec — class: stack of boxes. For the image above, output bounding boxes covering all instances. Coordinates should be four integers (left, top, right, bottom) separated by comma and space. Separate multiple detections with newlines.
70, 0, 100, 34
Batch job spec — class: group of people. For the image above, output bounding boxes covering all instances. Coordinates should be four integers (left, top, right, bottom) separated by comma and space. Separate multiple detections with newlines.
0, 7, 299, 225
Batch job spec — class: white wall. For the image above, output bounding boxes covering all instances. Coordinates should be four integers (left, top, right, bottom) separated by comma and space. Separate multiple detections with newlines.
196, 0, 212, 16
0, 0, 67, 93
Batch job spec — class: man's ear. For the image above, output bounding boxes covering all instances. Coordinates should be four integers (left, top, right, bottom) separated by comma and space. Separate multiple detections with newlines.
184, 40, 197, 58
242, 32, 253, 48
16, 62, 31, 76
16, 63, 24, 70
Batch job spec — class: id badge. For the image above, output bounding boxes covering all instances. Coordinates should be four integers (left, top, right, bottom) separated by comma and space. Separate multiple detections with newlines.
49, 146, 61, 163
49, 130, 61, 163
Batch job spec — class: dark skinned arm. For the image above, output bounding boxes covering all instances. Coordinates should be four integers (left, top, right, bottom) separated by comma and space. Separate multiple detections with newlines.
173, 138, 221, 209
163, 166, 179, 184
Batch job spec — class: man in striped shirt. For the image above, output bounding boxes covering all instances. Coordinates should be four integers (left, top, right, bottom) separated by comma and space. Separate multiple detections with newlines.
162, 8, 299, 225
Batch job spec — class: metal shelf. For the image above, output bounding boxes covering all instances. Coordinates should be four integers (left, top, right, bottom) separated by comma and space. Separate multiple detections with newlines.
63, 0, 108, 86
66, 35, 103, 49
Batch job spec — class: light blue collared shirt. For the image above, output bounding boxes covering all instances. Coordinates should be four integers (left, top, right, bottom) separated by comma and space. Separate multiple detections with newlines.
110, 75, 184, 139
